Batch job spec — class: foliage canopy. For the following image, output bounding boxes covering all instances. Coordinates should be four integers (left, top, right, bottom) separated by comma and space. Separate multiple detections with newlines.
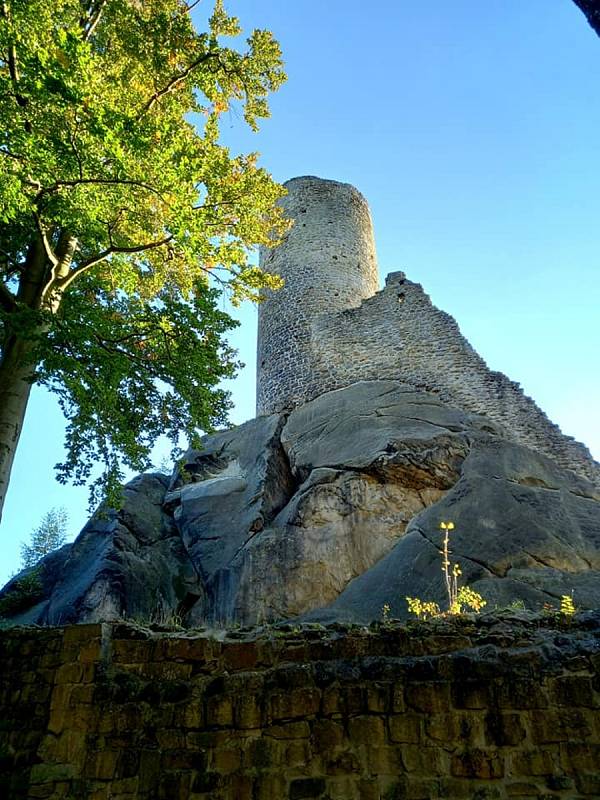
0, 0, 288, 510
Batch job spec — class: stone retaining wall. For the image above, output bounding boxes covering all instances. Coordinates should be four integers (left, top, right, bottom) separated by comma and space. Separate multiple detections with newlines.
1, 615, 599, 799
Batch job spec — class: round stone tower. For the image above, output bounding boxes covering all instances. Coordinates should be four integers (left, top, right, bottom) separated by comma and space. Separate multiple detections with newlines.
256, 176, 379, 415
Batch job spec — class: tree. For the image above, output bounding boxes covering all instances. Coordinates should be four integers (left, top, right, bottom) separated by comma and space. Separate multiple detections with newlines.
20, 506, 68, 568
0, 0, 288, 520
572, 1, 600, 38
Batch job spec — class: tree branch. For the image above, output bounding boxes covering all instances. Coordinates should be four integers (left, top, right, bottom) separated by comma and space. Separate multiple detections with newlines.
0, 146, 23, 161
0, 280, 16, 312
0, 247, 22, 271
32, 212, 58, 267
1, 1, 31, 131
1, 4, 22, 99
58, 234, 173, 290
184, 0, 203, 13
43, 232, 78, 307
91, 335, 163, 378
68, 128, 84, 180
572, 0, 600, 37
82, 0, 108, 42
36, 177, 165, 201
140, 51, 216, 115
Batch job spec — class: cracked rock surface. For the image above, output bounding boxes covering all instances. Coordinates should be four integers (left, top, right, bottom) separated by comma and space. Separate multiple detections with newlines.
1, 380, 599, 625
1, 474, 203, 625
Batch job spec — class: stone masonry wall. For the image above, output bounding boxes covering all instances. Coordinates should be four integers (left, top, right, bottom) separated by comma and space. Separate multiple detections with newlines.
256, 176, 379, 416
1, 615, 599, 800
310, 272, 599, 485
255, 177, 598, 486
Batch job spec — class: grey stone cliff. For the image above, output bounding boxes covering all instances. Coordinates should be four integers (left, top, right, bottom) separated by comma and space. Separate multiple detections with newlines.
2, 381, 599, 626
1, 176, 598, 627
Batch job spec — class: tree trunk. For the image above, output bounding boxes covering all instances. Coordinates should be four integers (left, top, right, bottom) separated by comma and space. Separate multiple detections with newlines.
0, 332, 37, 523
0, 231, 74, 524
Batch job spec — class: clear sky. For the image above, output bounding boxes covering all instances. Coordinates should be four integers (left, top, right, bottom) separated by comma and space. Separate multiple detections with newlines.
1, 0, 599, 585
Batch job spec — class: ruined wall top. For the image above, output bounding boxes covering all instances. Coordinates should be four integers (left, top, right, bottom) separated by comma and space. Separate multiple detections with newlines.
255, 176, 599, 485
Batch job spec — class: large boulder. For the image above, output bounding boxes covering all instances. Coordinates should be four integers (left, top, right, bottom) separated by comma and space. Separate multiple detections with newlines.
164, 412, 294, 622
307, 431, 600, 623
1, 380, 598, 626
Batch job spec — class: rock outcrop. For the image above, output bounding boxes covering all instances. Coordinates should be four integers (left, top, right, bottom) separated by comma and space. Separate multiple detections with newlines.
2, 380, 598, 626
0, 474, 203, 626
2, 174, 598, 629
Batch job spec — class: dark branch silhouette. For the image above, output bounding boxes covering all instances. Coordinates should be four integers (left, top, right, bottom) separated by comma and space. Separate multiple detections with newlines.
572, 0, 600, 37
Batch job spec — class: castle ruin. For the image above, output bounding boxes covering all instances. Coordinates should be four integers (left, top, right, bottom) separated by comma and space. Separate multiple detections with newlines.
257, 176, 599, 485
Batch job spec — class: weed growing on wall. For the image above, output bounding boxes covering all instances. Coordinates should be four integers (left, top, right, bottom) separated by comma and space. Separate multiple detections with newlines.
560, 594, 576, 616
406, 521, 486, 619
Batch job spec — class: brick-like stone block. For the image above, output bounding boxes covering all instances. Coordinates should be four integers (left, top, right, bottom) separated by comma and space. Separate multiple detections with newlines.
234, 693, 263, 729
388, 713, 421, 743
62, 624, 104, 650
511, 748, 557, 777
484, 712, 527, 746
190, 769, 221, 794
365, 745, 404, 773
266, 721, 310, 740
111, 640, 150, 664
506, 782, 541, 796
530, 708, 592, 744
322, 685, 363, 717
85, 749, 120, 780
452, 680, 494, 709
357, 778, 381, 800
223, 642, 258, 672
391, 683, 406, 714
254, 774, 287, 800
404, 777, 444, 799
451, 748, 504, 779
575, 771, 600, 795
323, 775, 361, 800
324, 747, 361, 775
156, 729, 186, 750
242, 736, 282, 770
311, 719, 344, 750
425, 712, 460, 743
269, 688, 321, 721
285, 738, 313, 768
210, 746, 242, 774
405, 682, 450, 713
550, 676, 597, 708
158, 769, 193, 799
347, 715, 385, 746
402, 744, 448, 774
183, 698, 205, 730
497, 679, 548, 710
365, 683, 389, 713
559, 741, 600, 772
205, 694, 233, 728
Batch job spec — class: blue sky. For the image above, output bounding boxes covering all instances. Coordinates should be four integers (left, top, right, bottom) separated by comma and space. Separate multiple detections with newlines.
1, 0, 599, 584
